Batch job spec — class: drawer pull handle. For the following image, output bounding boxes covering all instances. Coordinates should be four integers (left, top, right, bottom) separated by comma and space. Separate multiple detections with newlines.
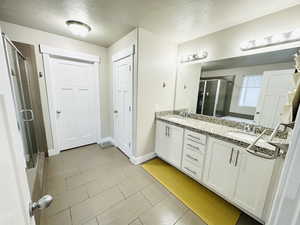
186, 154, 198, 162
187, 144, 199, 150
187, 134, 202, 141
187, 138, 202, 145
184, 167, 197, 175
229, 148, 234, 164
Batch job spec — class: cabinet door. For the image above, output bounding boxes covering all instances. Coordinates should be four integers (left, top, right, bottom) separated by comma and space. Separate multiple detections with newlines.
233, 150, 275, 219
167, 124, 184, 168
204, 138, 238, 199
155, 121, 184, 168
155, 121, 168, 160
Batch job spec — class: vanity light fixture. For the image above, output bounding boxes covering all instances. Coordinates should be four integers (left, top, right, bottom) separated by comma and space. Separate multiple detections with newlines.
180, 50, 208, 63
66, 20, 91, 37
240, 29, 300, 51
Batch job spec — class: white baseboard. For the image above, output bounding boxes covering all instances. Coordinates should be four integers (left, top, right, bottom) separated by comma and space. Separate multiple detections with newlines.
130, 152, 157, 165
48, 149, 58, 157
99, 137, 115, 145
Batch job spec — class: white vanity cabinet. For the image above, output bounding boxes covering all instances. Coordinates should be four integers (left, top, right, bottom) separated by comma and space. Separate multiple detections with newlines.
155, 120, 184, 168
204, 137, 275, 219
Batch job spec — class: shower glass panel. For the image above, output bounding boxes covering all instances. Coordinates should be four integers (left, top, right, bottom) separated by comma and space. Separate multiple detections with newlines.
203, 80, 218, 116
4, 38, 37, 168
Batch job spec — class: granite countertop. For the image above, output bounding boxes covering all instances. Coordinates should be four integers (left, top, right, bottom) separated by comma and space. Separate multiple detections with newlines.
156, 114, 289, 156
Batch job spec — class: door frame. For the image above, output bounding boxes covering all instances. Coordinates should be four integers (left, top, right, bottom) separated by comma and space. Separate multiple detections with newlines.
267, 107, 300, 225
112, 45, 135, 157
40, 45, 101, 156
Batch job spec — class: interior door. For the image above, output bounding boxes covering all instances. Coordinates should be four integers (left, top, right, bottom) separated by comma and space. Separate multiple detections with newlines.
50, 58, 97, 151
0, 31, 35, 225
255, 69, 294, 128
204, 138, 239, 199
113, 56, 133, 157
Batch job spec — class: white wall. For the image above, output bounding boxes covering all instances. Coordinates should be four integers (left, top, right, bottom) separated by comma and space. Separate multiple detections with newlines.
202, 62, 294, 116
0, 21, 109, 151
136, 28, 178, 157
175, 63, 202, 113
178, 5, 300, 63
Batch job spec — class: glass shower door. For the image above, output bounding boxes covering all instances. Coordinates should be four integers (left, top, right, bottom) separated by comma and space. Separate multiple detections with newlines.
203, 80, 219, 116
4, 39, 37, 168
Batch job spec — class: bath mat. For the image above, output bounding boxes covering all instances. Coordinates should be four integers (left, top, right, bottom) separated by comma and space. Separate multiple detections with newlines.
142, 158, 240, 225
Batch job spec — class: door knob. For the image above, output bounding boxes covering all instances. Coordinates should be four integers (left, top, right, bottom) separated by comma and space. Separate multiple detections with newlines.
29, 194, 53, 216
56, 110, 62, 114
114, 110, 118, 114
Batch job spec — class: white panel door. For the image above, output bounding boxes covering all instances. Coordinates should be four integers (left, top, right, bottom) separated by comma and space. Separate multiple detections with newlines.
233, 150, 275, 219
204, 138, 239, 199
113, 56, 132, 157
255, 69, 294, 128
0, 32, 35, 225
50, 58, 97, 151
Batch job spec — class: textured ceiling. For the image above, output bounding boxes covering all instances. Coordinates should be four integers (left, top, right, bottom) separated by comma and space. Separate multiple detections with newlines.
0, 0, 299, 47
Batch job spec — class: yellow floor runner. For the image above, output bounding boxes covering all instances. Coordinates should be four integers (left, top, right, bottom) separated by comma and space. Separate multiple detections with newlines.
142, 158, 241, 225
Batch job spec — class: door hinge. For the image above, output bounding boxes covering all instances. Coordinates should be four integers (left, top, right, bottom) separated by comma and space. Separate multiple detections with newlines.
129, 65, 131, 71
128, 142, 131, 148
129, 106, 131, 112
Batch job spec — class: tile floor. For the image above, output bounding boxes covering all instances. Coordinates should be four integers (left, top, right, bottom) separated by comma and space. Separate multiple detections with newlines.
41, 144, 262, 225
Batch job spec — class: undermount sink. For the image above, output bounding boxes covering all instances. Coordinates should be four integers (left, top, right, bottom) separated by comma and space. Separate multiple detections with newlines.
227, 130, 275, 150
166, 115, 188, 122
227, 130, 259, 143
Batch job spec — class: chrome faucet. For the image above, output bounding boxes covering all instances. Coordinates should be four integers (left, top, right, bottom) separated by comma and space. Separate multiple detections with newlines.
242, 123, 254, 133
179, 111, 191, 118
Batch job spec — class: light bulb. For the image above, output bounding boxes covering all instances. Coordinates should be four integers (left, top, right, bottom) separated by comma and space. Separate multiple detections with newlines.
272, 33, 286, 44
290, 29, 300, 40
255, 37, 268, 47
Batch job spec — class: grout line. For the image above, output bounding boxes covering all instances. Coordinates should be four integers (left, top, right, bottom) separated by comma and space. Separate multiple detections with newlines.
117, 184, 127, 199
68, 207, 74, 225
139, 190, 154, 207
137, 217, 144, 225
173, 209, 188, 225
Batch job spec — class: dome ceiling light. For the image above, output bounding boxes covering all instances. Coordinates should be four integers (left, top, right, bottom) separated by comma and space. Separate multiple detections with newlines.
66, 20, 91, 37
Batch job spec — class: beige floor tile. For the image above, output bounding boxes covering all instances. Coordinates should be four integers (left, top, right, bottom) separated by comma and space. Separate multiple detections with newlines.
66, 172, 96, 190
139, 195, 188, 225
87, 176, 122, 197
129, 218, 143, 225
71, 187, 124, 225
118, 171, 154, 197
97, 192, 152, 225
44, 209, 72, 225
175, 210, 206, 225
46, 176, 66, 195
141, 182, 171, 205
46, 185, 89, 216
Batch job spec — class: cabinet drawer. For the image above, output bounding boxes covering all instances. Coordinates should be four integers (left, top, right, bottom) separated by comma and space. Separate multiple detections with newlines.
184, 139, 205, 154
183, 148, 204, 167
182, 159, 202, 179
185, 130, 206, 145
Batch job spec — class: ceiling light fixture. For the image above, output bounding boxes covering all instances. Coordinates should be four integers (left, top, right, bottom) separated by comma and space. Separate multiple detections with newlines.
66, 20, 91, 37
240, 29, 300, 51
180, 50, 208, 63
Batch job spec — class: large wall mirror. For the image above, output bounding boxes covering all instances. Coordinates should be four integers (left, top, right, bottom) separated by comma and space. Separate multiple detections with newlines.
174, 48, 298, 129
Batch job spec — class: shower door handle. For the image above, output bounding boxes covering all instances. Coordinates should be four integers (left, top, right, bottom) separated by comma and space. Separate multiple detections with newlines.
20, 109, 34, 122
